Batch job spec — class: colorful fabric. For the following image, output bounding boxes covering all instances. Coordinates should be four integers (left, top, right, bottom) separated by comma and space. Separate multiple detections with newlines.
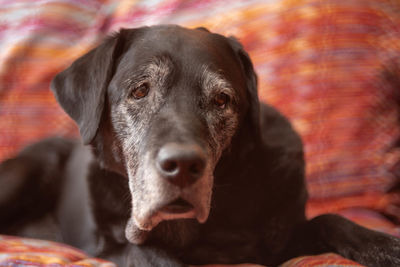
0, 236, 365, 267
280, 253, 363, 267
0, 235, 115, 266
1, 0, 400, 266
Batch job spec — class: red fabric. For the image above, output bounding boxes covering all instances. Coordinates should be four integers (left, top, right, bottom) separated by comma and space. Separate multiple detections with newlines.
1, 0, 400, 266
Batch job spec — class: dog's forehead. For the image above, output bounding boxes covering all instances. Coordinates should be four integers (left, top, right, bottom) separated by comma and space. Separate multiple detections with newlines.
136, 26, 234, 62
118, 26, 244, 85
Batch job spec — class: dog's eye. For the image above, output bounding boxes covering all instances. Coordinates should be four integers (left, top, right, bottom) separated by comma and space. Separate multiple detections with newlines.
214, 92, 230, 109
130, 83, 149, 99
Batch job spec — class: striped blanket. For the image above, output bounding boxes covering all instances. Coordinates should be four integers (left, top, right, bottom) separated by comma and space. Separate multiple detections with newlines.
0, 0, 400, 266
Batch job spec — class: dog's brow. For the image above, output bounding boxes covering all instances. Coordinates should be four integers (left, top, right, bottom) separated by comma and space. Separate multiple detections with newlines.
145, 55, 173, 79
201, 66, 235, 97
124, 55, 173, 86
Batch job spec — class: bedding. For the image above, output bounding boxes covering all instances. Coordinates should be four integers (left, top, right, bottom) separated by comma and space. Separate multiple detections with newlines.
0, 0, 399, 266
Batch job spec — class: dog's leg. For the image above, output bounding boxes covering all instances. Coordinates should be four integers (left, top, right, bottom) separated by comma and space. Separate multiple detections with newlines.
283, 214, 400, 267
0, 138, 75, 233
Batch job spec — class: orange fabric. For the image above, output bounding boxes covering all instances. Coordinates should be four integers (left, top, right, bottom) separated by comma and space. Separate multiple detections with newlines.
1, 0, 400, 266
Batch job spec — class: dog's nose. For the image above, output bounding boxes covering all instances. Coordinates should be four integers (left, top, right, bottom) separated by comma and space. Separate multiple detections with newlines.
156, 143, 206, 188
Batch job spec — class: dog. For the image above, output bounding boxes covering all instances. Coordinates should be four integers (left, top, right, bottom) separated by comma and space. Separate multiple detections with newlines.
0, 25, 400, 267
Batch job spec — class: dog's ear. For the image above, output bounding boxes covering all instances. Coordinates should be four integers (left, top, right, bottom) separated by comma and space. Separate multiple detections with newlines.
228, 37, 260, 136
51, 29, 129, 144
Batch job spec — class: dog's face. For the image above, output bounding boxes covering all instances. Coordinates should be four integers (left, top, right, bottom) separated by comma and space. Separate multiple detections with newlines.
51, 25, 258, 244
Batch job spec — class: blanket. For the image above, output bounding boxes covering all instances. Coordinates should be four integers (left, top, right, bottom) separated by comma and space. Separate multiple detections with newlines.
0, 0, 399, 266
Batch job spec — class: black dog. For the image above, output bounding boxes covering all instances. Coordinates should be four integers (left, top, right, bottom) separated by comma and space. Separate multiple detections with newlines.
1, 25, 399, 267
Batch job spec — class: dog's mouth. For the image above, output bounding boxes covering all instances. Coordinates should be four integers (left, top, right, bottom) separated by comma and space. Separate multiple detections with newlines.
125, 197, 201, 244
132, 197, 198, 232
154, 197, 197, 223
160, 198, 194, 214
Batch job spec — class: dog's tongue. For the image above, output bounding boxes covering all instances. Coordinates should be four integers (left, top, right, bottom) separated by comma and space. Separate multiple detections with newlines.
125, 218, 149, 244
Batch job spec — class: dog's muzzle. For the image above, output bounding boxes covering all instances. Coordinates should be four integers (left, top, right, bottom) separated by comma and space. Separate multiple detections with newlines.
125, 142, 213, 244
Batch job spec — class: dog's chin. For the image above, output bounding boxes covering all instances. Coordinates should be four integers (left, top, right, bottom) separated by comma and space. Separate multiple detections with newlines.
125, 199, 209, 244
125, 218, 149, 244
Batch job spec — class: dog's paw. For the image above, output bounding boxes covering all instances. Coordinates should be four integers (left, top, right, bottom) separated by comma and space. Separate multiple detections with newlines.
309, 214, 400, 267
340, 231, 400, 267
